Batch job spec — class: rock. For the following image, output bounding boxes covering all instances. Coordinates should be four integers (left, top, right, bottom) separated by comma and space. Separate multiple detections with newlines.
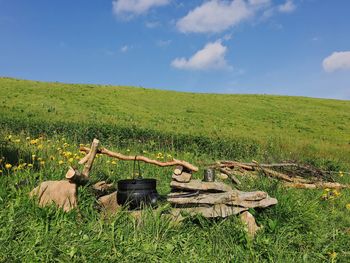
30, 180, 77, 212
217, 173, 228, 180
240, 211, 260, 238
172, 172, 192, 183
170, 204, 248, 218
170, 180, 232, 192
97, 191, 119, 214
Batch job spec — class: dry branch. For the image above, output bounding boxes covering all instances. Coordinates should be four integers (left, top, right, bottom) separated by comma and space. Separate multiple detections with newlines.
80, 146, 198, 172
284, 182, 350, 189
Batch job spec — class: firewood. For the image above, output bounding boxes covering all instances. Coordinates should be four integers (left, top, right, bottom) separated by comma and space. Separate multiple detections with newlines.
240, 211, 260, 238
80, 147, 198, 172
174, 166, 183, 175
284, 182, 350, 189
170, 204, 248, 218
172, 172, 192, 183
170, 180, 232, 192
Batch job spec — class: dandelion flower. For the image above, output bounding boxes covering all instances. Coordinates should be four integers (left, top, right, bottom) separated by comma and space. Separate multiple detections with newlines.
111, 161, 117, 165
339, 171, 344, 177
58, 160, 64, 165
0, 170, 3, 174
40, 161, 45, 166
28, 164, 33, 168
68, 158, 74, 163
5, 163, 12, 170
346, 203, 350, 210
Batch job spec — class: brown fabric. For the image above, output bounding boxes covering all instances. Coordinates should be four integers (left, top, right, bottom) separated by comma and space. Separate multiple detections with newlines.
30, 180, 77, 212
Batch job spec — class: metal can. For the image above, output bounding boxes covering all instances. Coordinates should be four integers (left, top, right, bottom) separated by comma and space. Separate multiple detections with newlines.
203, 168, 216, 182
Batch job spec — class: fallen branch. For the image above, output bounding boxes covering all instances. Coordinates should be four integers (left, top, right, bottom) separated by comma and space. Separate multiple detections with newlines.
284, 182, 350, 190
80, 147, 198, 172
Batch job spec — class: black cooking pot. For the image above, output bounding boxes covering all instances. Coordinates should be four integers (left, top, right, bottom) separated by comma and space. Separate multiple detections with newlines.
117, 178, 158, 210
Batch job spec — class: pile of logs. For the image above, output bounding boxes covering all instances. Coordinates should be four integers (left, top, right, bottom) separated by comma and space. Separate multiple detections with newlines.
168, 166, 277, 236
216, 161, 350, 190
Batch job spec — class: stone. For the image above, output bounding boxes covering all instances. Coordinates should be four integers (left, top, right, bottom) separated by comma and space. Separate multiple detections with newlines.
170, 179, 232, 192
30, 180, 77, 212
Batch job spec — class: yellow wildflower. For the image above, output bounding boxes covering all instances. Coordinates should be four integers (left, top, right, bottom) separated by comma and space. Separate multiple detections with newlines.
68, 158, 74, 163
111, 161, 117, 165
30, 139, 39, 145
40, 161, 45, 166
27, 164, 33, 168
58, 160, 64, 165
339, 171, 344, 177
32, 154, 36, 160
126, 149, 130, 152
37, 157, 43, 161
329, 251, 337, 260
37, 144, 43, 150
26, 136, 30, 140
5, 163, 12, 170
14, 139, 21, 143
346, 203, 350, 210
0, 169, 2, 174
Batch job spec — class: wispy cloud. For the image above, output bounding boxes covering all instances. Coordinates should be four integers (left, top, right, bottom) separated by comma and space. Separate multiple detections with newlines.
278, 0, 296, 13
323, 51, 350, 72
171, 40, 231, 71
112, 0, 169, 17
120, 45, 131, 53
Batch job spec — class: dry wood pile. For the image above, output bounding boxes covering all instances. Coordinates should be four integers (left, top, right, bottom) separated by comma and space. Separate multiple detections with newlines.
168, 166, 277, 233
215, 160, 350, 190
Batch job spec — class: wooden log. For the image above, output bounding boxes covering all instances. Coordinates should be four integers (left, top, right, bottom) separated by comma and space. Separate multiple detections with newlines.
97, 191, 120, 215
174, 166, 183, 175
219, 167, 241, 185
167, 191, 274, 208
172, 172, 192, 183
81, 139, 100, 178
240, 211, 260, 238
80, 147, 198, 172
227, 196, 278, 208
168, 191, 236, 205
170, 204, 248, 218
170, 180, 232, 192
219, 161, 254, 171
284, 182, 350, 189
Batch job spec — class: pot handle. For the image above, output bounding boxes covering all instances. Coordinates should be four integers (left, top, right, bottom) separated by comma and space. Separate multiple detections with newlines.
133, 156, 142, 179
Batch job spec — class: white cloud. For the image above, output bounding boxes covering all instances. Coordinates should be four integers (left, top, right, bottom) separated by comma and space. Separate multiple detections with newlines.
120, 45, 131, 52
171, 41, 231, 70
176, 0, 253, 33
323, 51, 350, 73
112, 0, 169, 16
248, 0, 271, 7
278, 0, 296, 13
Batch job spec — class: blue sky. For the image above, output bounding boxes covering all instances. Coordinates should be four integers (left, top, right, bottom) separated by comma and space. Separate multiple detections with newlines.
1, 0, 350, 99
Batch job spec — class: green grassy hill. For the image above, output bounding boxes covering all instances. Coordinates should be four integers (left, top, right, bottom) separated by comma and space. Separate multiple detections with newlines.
1, 77, 349, 166
1, 77, 350, 262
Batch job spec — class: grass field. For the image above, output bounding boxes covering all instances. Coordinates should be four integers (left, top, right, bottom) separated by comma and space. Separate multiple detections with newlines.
0, 77, 350, 262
